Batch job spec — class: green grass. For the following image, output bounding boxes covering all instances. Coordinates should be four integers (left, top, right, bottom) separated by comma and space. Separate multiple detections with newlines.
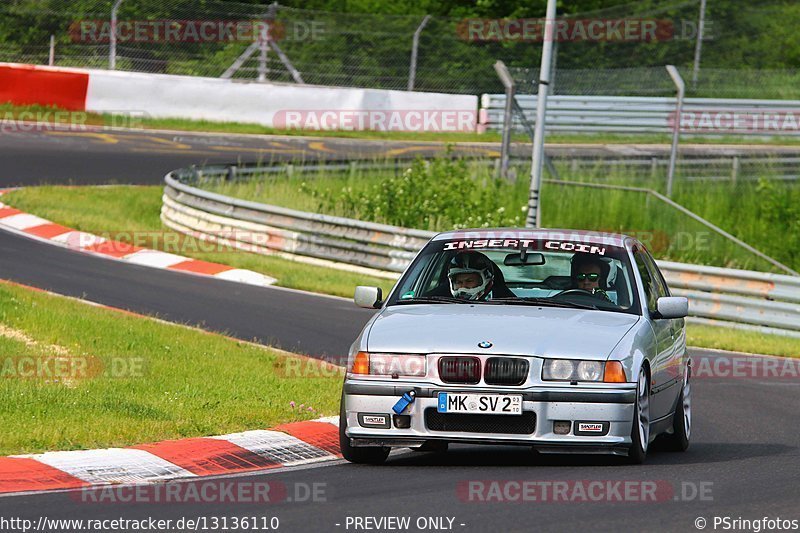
687, 324, 800, 358
2, 186, 396, 299
0, 281, 342, 455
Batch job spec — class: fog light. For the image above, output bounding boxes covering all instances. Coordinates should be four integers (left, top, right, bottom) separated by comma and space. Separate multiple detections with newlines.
393, 414, 411, 429
553, 420, 571, 435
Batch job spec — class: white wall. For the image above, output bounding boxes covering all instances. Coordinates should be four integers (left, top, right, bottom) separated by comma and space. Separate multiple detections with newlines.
85, 69, 477, 132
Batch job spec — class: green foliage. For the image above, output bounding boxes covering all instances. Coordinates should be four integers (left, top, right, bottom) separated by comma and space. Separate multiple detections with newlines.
304, 156, 526, 230
754, 178, 800, 267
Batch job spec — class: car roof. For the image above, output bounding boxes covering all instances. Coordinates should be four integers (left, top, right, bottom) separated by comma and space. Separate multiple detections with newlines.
431, 228, 633, 248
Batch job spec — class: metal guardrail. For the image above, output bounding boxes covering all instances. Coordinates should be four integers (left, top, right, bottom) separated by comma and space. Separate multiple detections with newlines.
478, 94, 800, 136
162, 164, 800, 337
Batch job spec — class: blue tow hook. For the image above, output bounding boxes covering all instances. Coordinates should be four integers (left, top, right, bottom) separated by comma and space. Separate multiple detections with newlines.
392, 390, 416, 414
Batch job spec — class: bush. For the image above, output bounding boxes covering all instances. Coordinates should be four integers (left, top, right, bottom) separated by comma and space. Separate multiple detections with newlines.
308, 157, 527, 231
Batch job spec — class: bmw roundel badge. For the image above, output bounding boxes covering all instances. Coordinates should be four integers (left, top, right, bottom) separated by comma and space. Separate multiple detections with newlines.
478, 341, 493, 349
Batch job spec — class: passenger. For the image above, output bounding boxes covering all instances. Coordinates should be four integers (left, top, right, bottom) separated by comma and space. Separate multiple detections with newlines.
448, 252, 495, 301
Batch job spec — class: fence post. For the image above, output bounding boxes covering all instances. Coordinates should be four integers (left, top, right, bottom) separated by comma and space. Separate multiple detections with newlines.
109, 0, 124, 70
48, 35, 55, 66
691, 0, 707, 90
666, 65, 685, 197
493, 61, 515, 179
407, 15, 431, 91
732, 156, 739, 183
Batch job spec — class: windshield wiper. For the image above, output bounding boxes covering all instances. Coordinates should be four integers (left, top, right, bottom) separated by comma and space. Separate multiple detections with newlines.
490, 297, 599, 310
394, 295, 473, 305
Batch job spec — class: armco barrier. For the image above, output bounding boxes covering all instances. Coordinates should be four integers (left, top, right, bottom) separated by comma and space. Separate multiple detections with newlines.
162, 165, 800, 336
478, 94, 800, 136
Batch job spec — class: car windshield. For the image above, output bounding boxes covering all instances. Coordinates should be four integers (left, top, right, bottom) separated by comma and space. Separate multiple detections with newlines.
387, 235, 640, 315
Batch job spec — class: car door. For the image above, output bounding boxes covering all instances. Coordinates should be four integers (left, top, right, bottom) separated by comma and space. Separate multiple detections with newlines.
632, 248, 674, 421
642, 250, 686, 414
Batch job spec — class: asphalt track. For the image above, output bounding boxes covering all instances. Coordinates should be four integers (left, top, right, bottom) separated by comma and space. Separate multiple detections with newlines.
0, 127, 509, 186
0, 128, 799, 532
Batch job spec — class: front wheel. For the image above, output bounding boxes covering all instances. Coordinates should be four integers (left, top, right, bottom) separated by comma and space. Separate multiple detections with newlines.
626, 366, 650, 464
660, 366, 691, 452
338, 394, 390, 465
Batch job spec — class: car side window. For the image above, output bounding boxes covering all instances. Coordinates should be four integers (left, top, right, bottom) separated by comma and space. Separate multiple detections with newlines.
633, 250, 658, 314
641, 250, 670, 299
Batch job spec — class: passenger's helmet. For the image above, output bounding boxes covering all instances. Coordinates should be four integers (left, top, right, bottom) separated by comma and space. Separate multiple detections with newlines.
447, 252, 495, 300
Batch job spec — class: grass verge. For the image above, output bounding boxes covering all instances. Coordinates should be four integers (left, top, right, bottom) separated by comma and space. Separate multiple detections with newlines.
2, 186, 397, 299
687, 324, 800, 359
0, 281, 342, 455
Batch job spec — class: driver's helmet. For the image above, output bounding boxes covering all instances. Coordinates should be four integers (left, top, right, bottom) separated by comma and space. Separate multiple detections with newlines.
570, 252, 611, 290
447, 252, 494, 300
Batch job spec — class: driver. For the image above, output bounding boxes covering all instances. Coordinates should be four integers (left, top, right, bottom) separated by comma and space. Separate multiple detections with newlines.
448, 252, 495, 301
570, 253, 612, 301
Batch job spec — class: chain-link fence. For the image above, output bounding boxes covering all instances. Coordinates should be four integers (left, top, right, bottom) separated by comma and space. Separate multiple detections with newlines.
3, 0, 800, 98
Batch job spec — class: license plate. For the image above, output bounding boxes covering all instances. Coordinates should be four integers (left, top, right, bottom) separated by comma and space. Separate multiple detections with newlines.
437, 392, 522, 415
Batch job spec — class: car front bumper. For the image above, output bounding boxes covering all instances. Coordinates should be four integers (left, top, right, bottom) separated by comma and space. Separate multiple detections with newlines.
343, 380, 637, 455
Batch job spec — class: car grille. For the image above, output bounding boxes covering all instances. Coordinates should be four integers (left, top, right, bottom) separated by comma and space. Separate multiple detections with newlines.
425, 408, 536, 434
439, 356, 481, 384
484, 357, 529, 385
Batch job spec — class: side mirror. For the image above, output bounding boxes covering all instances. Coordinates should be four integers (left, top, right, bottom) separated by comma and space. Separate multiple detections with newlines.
354, 286, 383, 309
655, 296, 688, 319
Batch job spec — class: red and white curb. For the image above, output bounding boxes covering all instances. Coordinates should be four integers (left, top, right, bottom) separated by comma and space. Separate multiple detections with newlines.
0, 190, 276, 287
0, 417, 340, 494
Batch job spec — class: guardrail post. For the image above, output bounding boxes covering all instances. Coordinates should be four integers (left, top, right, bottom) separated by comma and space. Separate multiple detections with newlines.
732, 156, 739, 183
666, 65, 685, 198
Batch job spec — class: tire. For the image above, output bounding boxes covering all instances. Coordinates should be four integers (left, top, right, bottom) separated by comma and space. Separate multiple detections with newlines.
338, 393, 390, 465
626, 366, 651, 464
660, 368, 691, 452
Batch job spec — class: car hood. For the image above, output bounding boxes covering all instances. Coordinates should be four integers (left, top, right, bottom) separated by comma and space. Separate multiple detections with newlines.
367, 304, 639, 359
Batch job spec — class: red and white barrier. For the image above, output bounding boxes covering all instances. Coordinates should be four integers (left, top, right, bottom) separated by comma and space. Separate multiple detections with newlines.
0, 62, 478, 132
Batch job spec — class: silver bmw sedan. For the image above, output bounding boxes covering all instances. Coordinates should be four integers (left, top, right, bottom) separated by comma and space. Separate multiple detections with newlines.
340, 229, 691, 464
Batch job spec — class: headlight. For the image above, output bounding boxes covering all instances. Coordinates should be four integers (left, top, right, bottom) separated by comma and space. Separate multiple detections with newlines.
349, 352, 426, 377
577, 361, 603, 381
542, 359, 616, 382
546, 359, 574, 380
